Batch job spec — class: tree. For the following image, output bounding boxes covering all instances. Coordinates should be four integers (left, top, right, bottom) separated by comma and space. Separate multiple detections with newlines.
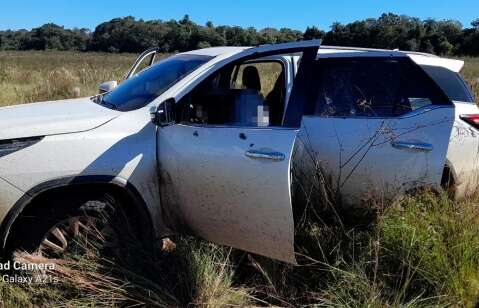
303, 26, 325, 40
1, 14, 479, 56
472, 19, 479, 29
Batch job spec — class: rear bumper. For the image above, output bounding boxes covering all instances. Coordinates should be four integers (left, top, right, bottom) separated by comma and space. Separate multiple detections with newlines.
451, 165, 479, 199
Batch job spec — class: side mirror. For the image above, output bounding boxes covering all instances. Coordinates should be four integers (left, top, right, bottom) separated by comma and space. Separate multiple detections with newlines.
151, 98, 176, 127
99, 81, 118, 94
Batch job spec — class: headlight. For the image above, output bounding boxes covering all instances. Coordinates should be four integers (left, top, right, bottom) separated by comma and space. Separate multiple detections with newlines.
0, 137, 43, 158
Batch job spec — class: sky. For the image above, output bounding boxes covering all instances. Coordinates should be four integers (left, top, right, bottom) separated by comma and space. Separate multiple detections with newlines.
0, 0, 478, 31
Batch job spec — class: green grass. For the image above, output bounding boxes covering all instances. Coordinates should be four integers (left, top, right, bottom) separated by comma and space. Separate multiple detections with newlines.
379, 193, 479, 305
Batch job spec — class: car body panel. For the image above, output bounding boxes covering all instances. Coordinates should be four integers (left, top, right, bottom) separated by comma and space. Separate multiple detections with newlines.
0, 177, 24, 227
446, 101, 479, 197
158, 125, 298, 263
0, 106, 166, 241
317, 45, 465, 73
183, 46, 250, 57
297, 106, 455, 205
406, 54, 464, 73
0, 97, 120, 140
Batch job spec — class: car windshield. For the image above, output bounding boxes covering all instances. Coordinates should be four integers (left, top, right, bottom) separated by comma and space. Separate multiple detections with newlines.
101, 54, 213, 111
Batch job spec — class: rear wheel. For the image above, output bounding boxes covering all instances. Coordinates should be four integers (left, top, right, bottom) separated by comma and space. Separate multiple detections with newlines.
441, 165, 456, 198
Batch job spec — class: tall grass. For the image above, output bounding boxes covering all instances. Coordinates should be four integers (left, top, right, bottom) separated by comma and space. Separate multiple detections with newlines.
239, 191, 479, 306
3, 191, 478, 307
1, 234, 251, 306
381, 194, 479, 304
0, 51, 136, 105
461, 57, 479, 101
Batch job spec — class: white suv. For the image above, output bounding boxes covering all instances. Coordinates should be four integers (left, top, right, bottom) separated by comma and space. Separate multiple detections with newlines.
0, 41, 477, 264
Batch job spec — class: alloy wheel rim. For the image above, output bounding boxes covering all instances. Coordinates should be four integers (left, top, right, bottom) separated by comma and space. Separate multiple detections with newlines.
38, 215, 115, 256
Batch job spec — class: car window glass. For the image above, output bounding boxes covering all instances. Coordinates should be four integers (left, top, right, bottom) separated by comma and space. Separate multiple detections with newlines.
101, 54, 212, 111
311, 58, 448, 118
421, 65, 474, 103
313, 61, 401, 117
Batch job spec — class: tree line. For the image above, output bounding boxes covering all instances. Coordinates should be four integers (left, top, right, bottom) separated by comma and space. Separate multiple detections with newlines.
1, 13, 478, 56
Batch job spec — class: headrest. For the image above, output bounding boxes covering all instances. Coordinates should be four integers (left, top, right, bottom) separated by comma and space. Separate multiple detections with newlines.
242, 66, 261, 92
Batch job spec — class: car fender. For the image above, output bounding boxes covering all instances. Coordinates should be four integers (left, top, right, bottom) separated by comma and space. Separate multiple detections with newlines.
0, 175, 162, 253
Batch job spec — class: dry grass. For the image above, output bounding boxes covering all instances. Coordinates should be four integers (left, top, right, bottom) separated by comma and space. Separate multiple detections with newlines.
0, 51, 136, 106
461, 57, 479, 101
1, 225, 251, 307
1, 51, 478, 107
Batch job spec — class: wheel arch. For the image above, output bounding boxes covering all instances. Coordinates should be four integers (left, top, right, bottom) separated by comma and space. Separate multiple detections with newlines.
0, 175, 156, 256
441, 160, 457, 197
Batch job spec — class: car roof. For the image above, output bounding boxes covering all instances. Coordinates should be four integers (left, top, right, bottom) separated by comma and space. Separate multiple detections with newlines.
181, 46, 250, 57
317, 45, 464, 72
180, 43, 464, 73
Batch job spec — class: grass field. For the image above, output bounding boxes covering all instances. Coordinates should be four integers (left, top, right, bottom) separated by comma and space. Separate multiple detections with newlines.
462, 57, 479, 99
1, 51, 479, 307
0, 51, 136, 106
0, 51, 478, 106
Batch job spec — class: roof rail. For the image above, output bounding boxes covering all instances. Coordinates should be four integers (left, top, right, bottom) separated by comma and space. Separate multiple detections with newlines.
320, 45, 438, 58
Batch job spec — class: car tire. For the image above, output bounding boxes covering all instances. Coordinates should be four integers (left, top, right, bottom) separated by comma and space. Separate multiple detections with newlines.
8, 191, 136, 257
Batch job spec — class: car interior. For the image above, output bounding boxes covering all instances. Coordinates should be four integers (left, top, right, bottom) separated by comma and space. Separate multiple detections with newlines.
176, 59, 286, 127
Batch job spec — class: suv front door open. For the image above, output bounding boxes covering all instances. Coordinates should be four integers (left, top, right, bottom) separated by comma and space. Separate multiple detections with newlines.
157, 41, 319, 264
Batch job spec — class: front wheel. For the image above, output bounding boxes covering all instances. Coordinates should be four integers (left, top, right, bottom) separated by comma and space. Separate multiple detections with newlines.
8, 192, 135, 258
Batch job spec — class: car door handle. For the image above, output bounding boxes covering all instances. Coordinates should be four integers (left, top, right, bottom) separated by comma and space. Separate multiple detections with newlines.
391, 141, 433, 152
245, 149, 285, 161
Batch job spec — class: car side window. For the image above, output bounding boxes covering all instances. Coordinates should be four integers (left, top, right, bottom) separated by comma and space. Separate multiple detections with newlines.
310, 58, 449, 118
176, 60, 286, 127
421, 65, 475, 103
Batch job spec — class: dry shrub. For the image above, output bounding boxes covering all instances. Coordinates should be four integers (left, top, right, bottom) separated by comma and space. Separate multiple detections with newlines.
182, 240, 251, 307
14, 252, 176, 307
19, 68, 81, 103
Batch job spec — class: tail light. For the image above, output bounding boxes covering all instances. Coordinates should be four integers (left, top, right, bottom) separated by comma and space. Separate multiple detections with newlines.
460, 114, 479, 129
